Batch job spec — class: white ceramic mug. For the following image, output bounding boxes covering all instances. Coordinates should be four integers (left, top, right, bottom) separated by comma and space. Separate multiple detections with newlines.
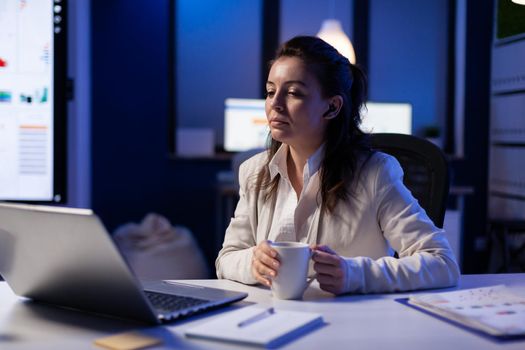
270, 241, 313, 300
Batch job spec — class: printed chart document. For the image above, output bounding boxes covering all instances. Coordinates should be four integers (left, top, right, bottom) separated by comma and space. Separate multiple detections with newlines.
406, 285, 525, 338
184, 305, 323, 347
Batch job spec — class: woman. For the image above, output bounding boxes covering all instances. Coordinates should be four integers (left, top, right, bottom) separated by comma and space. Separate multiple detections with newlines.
216, 36, 459, 295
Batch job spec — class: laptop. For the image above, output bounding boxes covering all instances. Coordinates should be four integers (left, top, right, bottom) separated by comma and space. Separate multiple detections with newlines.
0, 202, 247, 324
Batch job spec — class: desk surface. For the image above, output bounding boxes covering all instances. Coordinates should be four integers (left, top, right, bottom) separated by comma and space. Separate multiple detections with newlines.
0, 274, 524, 349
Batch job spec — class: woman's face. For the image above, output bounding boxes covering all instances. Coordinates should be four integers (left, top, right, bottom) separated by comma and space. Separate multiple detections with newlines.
265, 56, 331, 152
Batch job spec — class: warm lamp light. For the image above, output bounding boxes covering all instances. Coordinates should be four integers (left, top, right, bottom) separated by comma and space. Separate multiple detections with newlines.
316, 19, 356, 64
512, 0, 525, 5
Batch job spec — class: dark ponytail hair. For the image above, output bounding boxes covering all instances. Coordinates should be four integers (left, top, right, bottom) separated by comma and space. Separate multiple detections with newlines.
257, 36, 370, 212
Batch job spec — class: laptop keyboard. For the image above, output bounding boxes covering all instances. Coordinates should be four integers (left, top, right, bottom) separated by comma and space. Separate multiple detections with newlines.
144, 291, 209, 314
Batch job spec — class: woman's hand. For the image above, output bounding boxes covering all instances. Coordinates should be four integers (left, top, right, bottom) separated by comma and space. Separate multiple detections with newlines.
311, 245, 347, 295
251, 240, 280, 287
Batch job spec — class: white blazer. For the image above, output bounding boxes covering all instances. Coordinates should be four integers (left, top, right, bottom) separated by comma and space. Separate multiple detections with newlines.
216, 150, 459, 293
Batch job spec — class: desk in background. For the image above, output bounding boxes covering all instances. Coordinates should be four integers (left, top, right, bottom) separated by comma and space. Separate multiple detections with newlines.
0, 274, 523, 349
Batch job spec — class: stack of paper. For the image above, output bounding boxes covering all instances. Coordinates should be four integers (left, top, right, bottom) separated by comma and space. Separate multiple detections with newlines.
407, 285, 525, 338
185, 305, 323, 347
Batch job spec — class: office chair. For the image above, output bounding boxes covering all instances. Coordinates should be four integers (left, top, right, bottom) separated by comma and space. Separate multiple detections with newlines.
369, 133, 449, 228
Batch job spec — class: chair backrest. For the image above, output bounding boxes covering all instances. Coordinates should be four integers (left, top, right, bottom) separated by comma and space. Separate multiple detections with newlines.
232, 148, 265, 187
369, 133, 449, 228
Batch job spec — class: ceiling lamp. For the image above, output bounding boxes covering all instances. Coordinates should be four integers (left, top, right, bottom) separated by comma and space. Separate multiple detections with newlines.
317, 19, 356, 64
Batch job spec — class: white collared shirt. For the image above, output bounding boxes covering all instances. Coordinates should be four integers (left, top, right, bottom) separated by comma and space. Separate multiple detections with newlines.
267, 144, 324, 243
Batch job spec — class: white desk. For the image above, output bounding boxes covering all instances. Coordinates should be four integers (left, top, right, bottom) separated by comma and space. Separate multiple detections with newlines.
0, 274, 524, 349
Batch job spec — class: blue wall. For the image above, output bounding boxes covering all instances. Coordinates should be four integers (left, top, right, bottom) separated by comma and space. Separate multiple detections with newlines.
176, 0, 262, 145
91, 0, 229, 273
369, 0, 448, 135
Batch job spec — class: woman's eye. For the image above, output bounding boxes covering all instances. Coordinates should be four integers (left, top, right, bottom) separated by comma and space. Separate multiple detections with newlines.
266, 91, 275, 98
288, 90, 303, 97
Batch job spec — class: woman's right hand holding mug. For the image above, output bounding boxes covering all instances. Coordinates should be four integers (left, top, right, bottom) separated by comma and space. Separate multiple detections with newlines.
251, 240, 280, 287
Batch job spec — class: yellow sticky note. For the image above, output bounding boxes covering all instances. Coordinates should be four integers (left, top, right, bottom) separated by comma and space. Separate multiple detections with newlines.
94, 331, 162, 350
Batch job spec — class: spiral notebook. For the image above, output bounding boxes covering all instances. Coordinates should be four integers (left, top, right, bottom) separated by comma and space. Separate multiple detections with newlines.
185, 305, 324, 348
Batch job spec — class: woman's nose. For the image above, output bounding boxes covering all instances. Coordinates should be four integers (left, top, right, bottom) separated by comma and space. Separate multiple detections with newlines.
272, 104, 284, 112
270, 94, 284, 112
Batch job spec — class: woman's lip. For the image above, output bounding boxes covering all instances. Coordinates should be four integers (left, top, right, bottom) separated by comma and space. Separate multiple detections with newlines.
269, 119, 289, 126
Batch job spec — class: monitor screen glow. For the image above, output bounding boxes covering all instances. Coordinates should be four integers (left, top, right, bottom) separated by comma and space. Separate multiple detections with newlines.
0, 0, 66, 202
223, 99, 412, 152
224, 98, 268, 152
360, 102, 412, 135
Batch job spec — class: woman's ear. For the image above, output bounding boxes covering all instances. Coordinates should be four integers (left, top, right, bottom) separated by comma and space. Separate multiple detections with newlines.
323, 95, 343, 120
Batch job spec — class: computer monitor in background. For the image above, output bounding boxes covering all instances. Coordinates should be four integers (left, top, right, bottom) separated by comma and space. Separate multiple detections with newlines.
223, 99, 412, 152
0, 0, 68, 202
360, 102, 412, 135
224, 98, 268, 152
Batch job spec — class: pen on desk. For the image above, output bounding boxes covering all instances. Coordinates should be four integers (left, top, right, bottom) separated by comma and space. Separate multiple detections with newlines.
237, 307, 275, 328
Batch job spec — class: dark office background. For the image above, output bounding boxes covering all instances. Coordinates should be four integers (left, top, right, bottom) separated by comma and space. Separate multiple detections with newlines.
74, 0, 514, 274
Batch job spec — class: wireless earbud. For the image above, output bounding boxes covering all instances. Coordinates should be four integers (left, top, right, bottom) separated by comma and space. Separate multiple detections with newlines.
323, 104, 336, 118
